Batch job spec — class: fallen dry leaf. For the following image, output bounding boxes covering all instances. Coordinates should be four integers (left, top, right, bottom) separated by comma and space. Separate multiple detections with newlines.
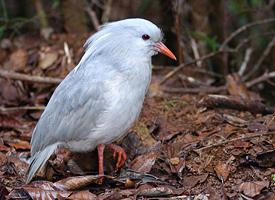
97, 188, 137, 200
137, 186, 177, 197
0, 152, 7, 166
226, 73, 251, 100
214, 161, 230, 181
0, 143, 10, 152
7, 188, 32, 200
170, 157, 180, 166
7, 140, 30, 150
0, 114, 23, 129
182, 174, 209, 188
38, 51, 58, 69
7, 48, 28, 71
67, 190, 97, 200
129, 151, 158, 173
24, 181, 72, 199
53, 175, 103, 191
239, 181, 269, 197
0, 184, 9, 200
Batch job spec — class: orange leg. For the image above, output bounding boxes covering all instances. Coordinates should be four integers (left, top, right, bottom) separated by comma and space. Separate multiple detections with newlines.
96, 143, 127, 184
107, 144, 127, 171
97, 144, 105, 183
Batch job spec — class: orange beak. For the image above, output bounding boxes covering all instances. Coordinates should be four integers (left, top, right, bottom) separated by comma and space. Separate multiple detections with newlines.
154, 42, 177, 61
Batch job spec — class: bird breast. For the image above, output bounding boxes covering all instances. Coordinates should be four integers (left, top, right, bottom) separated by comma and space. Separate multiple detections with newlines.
94, 64, 152, 144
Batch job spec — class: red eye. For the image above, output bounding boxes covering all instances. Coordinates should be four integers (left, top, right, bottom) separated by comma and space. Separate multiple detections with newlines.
142, 34, 150, 40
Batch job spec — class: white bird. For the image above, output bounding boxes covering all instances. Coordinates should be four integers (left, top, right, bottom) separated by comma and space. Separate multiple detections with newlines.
26, 18, 176, 183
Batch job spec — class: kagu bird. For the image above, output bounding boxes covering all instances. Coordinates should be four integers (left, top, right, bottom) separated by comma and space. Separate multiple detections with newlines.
27, 18, 176, 183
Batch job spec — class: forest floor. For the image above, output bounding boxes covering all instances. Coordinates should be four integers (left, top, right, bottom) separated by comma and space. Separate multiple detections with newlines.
0, 33, 274, 199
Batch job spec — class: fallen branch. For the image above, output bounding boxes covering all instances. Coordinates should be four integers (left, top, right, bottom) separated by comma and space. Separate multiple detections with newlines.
200, 94, 275, 114
238, 48, 253, 76
220, 18, 275, 49
159, 51, 222, 85
195, 131, 275, 152
85, 7, 100, 31
0, 106, 45, 112
162, 86, 226, 94
246, 71, 275, 88
0, 69, 62, 84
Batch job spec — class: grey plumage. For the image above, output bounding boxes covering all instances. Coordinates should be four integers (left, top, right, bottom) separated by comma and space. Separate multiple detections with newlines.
27, 18, 170, 183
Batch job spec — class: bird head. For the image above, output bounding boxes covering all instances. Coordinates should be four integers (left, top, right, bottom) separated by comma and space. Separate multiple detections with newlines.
83, 18, 176, 63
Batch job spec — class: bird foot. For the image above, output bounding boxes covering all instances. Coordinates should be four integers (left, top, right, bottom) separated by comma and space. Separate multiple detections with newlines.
107, 144, 127, 171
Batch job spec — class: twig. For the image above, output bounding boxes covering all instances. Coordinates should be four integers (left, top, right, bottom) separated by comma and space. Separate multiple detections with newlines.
162, 86, 226, 94
159, 51, 223, 85
238, 48, 253, 76
0, 106, 45, 112
0, 69, 62, 84
86, 6, 100, 31
64, 42, 72, 64
160, 18, 275, 85
244, 36, 275, 80
220, 18, 275, 49
195, 131, 275, 152
200, 94, 275, 114
101, 0, 113, 23
190, 38, 202, 67
246, 71, 275, 88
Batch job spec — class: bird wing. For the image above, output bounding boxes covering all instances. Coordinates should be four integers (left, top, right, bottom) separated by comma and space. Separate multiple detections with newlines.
30, 65, 109, 155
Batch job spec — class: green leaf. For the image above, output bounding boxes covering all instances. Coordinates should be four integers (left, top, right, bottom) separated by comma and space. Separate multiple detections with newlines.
191, 31, 219, 51
51, 0, 60, 9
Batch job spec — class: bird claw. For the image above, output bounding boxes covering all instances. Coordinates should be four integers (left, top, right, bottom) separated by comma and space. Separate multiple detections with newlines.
107, 144, 127, 171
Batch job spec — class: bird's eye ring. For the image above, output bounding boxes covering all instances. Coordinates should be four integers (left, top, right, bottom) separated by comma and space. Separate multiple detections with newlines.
142, 34, 150, 40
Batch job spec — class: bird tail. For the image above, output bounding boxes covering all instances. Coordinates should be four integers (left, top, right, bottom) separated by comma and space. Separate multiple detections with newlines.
26, 143, 59, 183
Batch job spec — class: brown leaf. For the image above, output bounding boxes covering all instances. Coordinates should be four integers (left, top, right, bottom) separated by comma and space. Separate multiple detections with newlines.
8, 140, 31, 150
24, 181, 72, 199
0, 114, 24, 129
170, 157, 180, 166
98, 189, 137, 200
129, 152, 158, 173
137, 186, 176, 197
38, 51, 58, 69
214, 161, 230, 181
7, 188, 32, 200
155, 117, 181, 142
0, 143, 10, 152
54, 175, 102, 191
0, 184, 9, 200
0, 79, 25, 104
247, 122, 267, 132
8, 156, 29, 175
226, 73, 250, 99
182, 174, 209, 188
239, 181, 269, 197
68, 190, 97, 200
7, 49, 28, 71
0, 152, 7, 166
